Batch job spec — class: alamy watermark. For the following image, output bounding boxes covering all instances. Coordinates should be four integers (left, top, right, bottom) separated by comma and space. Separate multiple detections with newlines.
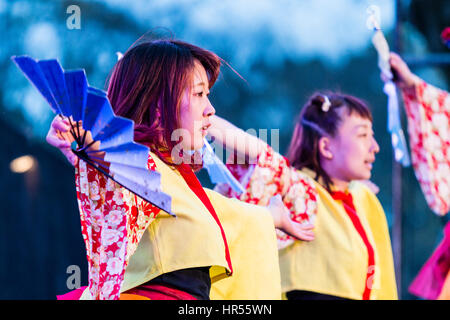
66, 5, 81, 30
169, 123, 280, 165
66, 264, 81, 289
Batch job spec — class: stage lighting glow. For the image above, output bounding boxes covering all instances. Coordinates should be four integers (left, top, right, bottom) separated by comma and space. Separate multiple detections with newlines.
10, 155, 36, 173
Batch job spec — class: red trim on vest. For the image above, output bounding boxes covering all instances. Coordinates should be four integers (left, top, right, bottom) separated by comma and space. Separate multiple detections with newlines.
124, 284, 198, 300
332, 191, 375, 300
177, 162, 233, 275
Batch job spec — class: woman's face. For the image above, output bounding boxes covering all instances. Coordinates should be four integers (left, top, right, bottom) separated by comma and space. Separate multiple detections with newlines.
324, 111, 380, 183
178, 60, 216, 150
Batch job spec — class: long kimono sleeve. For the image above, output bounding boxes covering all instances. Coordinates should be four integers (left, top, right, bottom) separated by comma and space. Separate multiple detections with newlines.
401, 81, 450, 216
74, 155, 161, 300
215, 145, 317, 249
205, 189, 282, 299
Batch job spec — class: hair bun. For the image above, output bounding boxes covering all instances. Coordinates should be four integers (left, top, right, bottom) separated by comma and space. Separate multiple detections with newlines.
310, 94, 331, 112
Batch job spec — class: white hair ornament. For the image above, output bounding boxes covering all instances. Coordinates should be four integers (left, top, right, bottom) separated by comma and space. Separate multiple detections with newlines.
321, 95, 331, 112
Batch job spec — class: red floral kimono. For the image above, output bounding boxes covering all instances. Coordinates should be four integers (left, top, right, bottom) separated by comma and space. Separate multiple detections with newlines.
73, 155, 160, 300
402, 80, 450, 300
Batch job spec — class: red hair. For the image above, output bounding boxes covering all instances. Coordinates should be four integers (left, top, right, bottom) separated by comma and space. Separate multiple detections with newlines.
107, 38, 221, 159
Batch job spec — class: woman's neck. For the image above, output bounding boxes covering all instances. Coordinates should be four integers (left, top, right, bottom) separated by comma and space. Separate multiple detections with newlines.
320, 162, 351, 192
329, 177, 350, 192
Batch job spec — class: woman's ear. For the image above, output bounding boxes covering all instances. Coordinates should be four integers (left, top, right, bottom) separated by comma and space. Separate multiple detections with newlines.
318, 136, 333, 160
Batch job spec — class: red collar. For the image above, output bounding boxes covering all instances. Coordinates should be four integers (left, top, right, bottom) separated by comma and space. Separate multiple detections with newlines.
331, 189, 375, 300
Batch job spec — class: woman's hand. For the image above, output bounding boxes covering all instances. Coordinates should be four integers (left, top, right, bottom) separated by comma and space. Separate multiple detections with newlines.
268, 195, 315, 242
46, 116, 78, 166
47, 115, 104, 167
386, 52, 421, 90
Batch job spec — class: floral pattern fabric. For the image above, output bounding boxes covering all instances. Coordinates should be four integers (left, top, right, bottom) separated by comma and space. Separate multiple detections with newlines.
215, 146, 318, 249
75, 154, 161, 300
402, 81, 450, 216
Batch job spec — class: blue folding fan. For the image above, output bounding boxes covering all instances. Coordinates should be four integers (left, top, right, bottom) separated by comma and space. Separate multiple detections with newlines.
201, 138, 245, 194
12, 55, 173, 215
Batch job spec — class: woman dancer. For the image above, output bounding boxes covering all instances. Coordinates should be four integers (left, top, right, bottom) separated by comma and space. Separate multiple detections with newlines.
47, 38, 313, 300
211, 92, 398, 300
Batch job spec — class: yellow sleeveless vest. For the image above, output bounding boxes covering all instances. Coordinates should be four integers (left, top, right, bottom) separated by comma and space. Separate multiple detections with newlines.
279, 177, 398, 300
205, 189, 282, 300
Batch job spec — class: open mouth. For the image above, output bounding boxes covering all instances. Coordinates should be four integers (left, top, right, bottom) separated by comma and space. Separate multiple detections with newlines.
364, 159, 374, 169
201, 124, 211, 133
